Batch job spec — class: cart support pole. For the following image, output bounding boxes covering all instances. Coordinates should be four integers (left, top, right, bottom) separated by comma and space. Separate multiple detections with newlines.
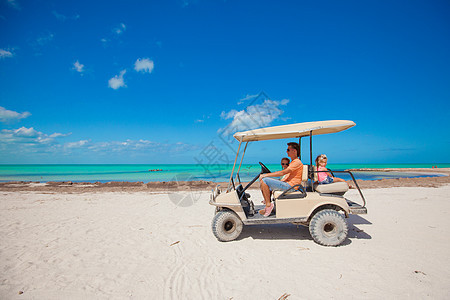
235, 142, 248, 184
228, 138, 242, 191
298, 137, 301, 160
309, 130, 313, 183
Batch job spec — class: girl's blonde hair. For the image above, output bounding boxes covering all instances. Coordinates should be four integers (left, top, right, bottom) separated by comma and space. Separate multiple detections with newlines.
315, 154, 328, 166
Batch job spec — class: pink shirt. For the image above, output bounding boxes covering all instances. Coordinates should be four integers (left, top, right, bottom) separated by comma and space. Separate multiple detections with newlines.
317, 166, 328, 182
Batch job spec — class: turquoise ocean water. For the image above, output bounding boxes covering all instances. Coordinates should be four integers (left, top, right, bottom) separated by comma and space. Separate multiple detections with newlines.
0, 164, 448, 183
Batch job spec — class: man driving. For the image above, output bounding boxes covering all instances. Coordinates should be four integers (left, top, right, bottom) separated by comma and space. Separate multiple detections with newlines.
259, 142, 304, 217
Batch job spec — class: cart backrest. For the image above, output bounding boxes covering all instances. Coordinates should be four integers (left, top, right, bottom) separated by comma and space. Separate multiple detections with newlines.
312, 165, 318, 182
302, 165, 308, 182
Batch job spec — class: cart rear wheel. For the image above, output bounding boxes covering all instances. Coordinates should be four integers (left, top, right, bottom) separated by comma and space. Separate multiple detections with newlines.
309, 209, 348, 246
212, 210, 243, 242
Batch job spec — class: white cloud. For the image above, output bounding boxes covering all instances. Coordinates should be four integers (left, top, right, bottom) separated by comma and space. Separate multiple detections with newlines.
65, 140, 90, 149
52, 11, 80, 21
49, 133, 70, 138
36, 33, 54, 46
237, 94, 259, 105
0, 48, 14, 59
0, 127, 71, 158
220, 109, 238, 120
88, 139, 198, 153
0, 106, 31, 123
52, 11, 67, 21
6, 0, 20, 9
134, 58, 154, 73
280, 99, 289, 105
87, 139, 158, 153
101, 23, 126, 46
0, 127, 70, 144
219, 99, 289, 135
73, 139, 198, 154
108, 69, 126, 90
69, 139, 198, 154
114, 23, 126, 35
12, 127, 39, 137
30, 32, 54, 55
73, 60, 85, 73
195, 114, 210, 123
0, 130, 199, 160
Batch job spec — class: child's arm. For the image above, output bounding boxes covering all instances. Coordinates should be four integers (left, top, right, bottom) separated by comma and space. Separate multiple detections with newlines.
321, 167, 332, 177
318, 166, 332, 178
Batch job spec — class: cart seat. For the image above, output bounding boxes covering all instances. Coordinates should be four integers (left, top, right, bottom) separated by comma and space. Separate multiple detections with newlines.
273, 164, 309, 199
314, 181, 348, 194
273, 189, 306, 199
312, 165, 349, 195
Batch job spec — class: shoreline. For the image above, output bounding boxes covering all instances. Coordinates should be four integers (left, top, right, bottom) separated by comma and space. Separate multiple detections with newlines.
348, 167, 449, 174
0, 168, 448, 193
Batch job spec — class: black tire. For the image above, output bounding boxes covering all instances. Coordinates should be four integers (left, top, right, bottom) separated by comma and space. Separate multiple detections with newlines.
309, 209, 348, 246
211, 210, 243, 242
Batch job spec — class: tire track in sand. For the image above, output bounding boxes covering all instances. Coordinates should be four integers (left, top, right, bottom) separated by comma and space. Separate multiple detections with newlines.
163, 241, 224, 300
163, 242, 186, 300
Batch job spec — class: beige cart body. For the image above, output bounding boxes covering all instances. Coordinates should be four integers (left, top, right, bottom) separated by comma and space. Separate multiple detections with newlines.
209, 120, 367, 246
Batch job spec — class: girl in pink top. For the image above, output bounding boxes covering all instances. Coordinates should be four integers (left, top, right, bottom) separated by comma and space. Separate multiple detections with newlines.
315, 154, 348, 185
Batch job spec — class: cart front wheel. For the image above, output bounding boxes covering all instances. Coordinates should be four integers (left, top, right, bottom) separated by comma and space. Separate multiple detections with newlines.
212, 210, 243, 242
309, 209, 348, 246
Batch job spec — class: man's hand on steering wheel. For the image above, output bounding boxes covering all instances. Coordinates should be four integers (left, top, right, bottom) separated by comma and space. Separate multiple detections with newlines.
260, 173, 270, 179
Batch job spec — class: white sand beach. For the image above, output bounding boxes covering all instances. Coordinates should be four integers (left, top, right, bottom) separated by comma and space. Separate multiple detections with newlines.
1, 185, 450, 299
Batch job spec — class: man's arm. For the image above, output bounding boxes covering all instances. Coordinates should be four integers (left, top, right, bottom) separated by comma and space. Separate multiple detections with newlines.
260, 168, 291, 179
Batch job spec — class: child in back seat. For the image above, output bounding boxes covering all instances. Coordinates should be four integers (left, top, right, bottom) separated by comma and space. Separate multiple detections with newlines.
315, 154, 350, 186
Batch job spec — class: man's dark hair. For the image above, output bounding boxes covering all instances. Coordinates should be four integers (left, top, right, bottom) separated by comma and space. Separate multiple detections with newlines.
287, 142, 300, 158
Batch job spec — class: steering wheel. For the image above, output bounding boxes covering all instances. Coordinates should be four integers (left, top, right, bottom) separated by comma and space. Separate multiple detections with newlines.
239, 162, 272, 195
259, 162, 271, 174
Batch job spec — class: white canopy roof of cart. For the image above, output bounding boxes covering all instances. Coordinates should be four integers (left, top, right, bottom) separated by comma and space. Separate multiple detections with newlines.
233, 120, 355, 142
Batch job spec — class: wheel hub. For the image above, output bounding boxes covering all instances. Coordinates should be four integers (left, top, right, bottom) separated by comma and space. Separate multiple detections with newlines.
224, 220, 236, 233
323, 222, 337, 236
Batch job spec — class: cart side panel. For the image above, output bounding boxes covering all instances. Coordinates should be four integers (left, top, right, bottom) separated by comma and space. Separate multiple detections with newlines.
214, 191, 247, 220
275, 193, 350, 219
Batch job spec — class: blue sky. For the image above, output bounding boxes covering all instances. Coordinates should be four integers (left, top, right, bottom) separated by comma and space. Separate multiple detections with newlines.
0, 0, 449, 164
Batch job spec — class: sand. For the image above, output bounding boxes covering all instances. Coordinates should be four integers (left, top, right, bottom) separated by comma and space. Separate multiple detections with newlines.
1, 183, 450, 299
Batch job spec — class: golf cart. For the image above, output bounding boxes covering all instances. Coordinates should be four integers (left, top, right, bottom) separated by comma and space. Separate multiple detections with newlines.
209, 120, 367, 246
